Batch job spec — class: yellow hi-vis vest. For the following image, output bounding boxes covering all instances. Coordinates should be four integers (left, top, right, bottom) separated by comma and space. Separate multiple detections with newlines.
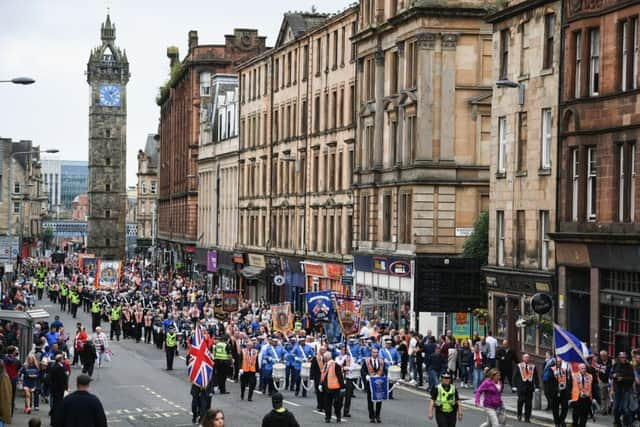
166, 332, 177, 348
436, 384, 457, 413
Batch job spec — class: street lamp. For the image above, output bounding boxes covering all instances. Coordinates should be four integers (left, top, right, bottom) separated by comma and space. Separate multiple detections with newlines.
496, 79, 525, 106
0, 77, 36, 85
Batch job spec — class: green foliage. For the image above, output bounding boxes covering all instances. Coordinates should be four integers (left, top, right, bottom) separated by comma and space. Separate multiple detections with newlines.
156, 62, 183, 105
462, 210, 489, 264
41, 226, 54, 248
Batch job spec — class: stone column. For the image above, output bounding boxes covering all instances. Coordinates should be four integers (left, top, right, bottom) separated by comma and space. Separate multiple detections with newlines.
440, 33, 458, 162
396, 41, 405, 166
374, 49, 385, 169
590, 267, 600, 351
356, 59, 365, 171
416, 33, 437, 162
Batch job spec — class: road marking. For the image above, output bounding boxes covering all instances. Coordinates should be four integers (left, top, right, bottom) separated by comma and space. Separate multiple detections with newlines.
283, 399, 300, 407
312, 409, 347, 422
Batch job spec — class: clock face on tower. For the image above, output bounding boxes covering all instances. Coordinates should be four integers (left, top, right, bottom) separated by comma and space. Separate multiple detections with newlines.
99, 84, 121, 107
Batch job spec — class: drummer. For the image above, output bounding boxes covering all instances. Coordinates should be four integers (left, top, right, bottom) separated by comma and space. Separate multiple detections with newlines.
289, 336, 307, 397
336, 343, 356, 418
380, 338, 401, 399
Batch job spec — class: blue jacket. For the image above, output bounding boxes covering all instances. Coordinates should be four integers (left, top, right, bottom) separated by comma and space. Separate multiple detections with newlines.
301, 344, 315, 360
289, 344, 306, 370
45, 331, 59, 348
284, 343, 294, 367
359, 345, 372, 362
380, 347, 401, 367
260, 345, 278, 374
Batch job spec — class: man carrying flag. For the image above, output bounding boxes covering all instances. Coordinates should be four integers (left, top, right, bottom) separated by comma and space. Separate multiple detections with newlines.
188, 325, 215, 424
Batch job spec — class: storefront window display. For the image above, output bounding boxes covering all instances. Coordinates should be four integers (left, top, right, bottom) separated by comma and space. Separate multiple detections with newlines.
495, 298, 508, 338
357, 284, 410, 328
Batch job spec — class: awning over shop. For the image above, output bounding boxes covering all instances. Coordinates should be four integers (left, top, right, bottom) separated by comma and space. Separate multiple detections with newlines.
241, 265, 264, 279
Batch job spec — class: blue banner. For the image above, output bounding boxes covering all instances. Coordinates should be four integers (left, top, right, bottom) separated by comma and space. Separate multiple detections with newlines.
324, 312, 342, 344
369, 376, 389, 402
306, 291, 333, 323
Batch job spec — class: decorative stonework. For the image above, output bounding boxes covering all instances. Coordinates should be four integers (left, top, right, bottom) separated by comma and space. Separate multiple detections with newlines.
396, 41, 405, 55
416, 32, 437, 50
441, 33, 459, 50
375, 49, 385, 65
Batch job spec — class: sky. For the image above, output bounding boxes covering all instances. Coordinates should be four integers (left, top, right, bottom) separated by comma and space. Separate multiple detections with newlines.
0, 0, 350, 186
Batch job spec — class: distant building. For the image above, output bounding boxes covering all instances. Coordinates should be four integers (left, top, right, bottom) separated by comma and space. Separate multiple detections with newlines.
71, 194, 88, 221
41, 156, 61, 211
60, 161, 88, 210
136, 134, 158, 257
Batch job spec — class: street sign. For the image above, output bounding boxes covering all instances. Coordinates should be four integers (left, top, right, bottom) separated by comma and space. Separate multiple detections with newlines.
0, 236, 19, 261
531, 293, 553, 315
273, 275, 285, 287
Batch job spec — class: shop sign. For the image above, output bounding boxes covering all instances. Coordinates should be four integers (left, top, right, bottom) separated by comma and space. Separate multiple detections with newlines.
372, 257, 388, 273
344, 264, 353, 276
303, 262, 325, 277
248, 253, 266, 268
207, 250, 217, 273
455, 227, 474, 237
233, 253, 245, 264
341, 275, 354, 288
326, 263, 344, 279
389, 260, 411, 277
184, 245, 196, 253
535, 282, 550, 292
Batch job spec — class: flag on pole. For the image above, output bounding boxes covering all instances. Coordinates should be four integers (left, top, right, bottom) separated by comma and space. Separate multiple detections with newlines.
188, 326, 214, 388
554, 323, 592, 363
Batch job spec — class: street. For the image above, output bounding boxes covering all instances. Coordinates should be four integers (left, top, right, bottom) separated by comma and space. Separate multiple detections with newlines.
14, 299, 551, 427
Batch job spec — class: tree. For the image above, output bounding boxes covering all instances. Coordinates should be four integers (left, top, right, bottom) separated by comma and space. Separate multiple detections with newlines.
41, 226, 54, 250
463, 211, 488, 264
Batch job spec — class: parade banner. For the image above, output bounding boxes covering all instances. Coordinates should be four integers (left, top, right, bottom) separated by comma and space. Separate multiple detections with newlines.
83, 257, 98, 276
158, 280, 170, 297
141, 281, 153, 297
306, 291, 332, 323
78, 254, 95, 272
369, 376, 389, 402
324, 312, 342, 344
272, 303, 293, 334
213, 298, 227, 321
222, 291, 240, 313
335, 294, 361, 336
95, 260, 122, 289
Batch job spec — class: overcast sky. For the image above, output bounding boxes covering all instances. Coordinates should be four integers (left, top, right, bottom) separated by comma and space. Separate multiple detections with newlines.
0, 0, 349, 186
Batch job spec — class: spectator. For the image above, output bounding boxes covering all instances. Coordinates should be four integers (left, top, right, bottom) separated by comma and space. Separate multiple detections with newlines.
428, 347, 446, 391
484, 332, 498, 369
595, 350, 612, 415
52, 374, 107, 427
612, 352, 635, 427
0, 360, 12, 426
474, 368, 504, 427
200, 408, 224, 427
261, 392, 300, 427
2, 346, 21, 416
457, 340, 473, 388
472, 343, 485, 390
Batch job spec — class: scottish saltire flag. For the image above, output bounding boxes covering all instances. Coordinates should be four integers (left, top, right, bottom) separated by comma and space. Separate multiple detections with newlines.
554, 323, 592, 363
188, 326, 214, 388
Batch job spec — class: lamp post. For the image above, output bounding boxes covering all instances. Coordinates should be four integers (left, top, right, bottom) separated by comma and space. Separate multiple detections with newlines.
0, 77, 36, 85
496, 79, 525, 106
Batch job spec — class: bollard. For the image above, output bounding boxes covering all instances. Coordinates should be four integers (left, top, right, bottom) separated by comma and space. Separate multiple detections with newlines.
533, 388, 542, 410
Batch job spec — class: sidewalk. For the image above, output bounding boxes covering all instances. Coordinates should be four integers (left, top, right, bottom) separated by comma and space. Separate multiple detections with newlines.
397, 381, 611, 427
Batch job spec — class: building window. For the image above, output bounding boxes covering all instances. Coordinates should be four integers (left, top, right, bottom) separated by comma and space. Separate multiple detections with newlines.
360, 196, 369, 241
540, 210, 550, 269
382, 193, 392, 242
105, 183, 111, 192
406, 40, 417, 88
389, 120, 397, 166
301, 100, 308, 136
498, 116, 507, 174
575, 32, 582, 98
587, 146, 597, 221
13, 201, 21, 214
390, 51, 399, 95
620, 18, 639, 92
589, 28, 600, 96
406, 115, 416, 163
520, 21, 530, 76
313, 151, 319, 192
497, 210, 505, 266
105, 209, 111, 218
634, 18, 639, 90
333, 30, 339, 68
314, 96, 320, 133
105, 158, 111, 166
105, 238, 110, 247
341, 26, 346, 65
633, 144, 637, 222
13, 182, 20, 194
200, 72, 210, 96
517, 112, 527, 173
543, 14, 555, 70
571, 148, 579, 221
500, 29, 509, 80
398, 192, 412, 244
541, 108, 552, 169
315, 38, 322, 75
622, 20, 630, 92
516, 210, 526, 268
618, 143, 636, 222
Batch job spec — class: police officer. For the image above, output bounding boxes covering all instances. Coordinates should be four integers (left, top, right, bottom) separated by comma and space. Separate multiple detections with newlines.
361, 347, 386, 423
110, 303, 122, 341
513, 353, 539, 423
165, 324, 178, 370
239, 338, 259, 401
69, 288, 81, 318
214, 335, 232, 394
428, 372, 462, 427
91, 298, 102, 332
59, 282, 68, 311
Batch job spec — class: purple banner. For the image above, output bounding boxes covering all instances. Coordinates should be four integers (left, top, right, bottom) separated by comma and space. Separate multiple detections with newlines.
207, 250, 217, 272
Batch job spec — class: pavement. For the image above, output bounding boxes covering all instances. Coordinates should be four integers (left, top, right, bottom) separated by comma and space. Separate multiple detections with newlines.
8, 297, 607, 426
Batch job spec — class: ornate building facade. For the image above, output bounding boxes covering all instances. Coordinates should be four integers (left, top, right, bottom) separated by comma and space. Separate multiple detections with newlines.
136, 134, 158, 257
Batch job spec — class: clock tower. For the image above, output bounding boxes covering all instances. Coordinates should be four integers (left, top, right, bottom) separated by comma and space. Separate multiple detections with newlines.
86, 14, 129, 260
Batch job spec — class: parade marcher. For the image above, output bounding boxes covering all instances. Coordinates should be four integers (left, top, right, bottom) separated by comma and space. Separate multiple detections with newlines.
143, 310, 153, 344
548, 355, 571, 427
261, 393, 300, 427
190, 381, 215, 425
429, 372, 463, 427
361, 347, 385, 423
133, 305, 144, 343
311, 346, 327, 411
612, 351, 635, 427
213, 335, 231, 394
288, 337, 305, 397
239, 338, 259, 401
380, 338, 400, 399
336, 344, 354, 417
90, 298, 102, 333
52, 374, 107, 427
570, 363, 593, 427
110, 302, 122, 341
512, 353, 539, 423
165, 324, 178, 370
320, 351, 345, 423
474, 369, 504, 427
259, 337, 279, 397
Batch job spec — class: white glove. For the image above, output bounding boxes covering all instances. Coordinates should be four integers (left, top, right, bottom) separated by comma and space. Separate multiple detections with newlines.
239, 369, 243, 375
318, 385, 323, 392
366, 375, 371, 381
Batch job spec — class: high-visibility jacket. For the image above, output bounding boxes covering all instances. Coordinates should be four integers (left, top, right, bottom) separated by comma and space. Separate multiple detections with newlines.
242, 348, 258, 372
214, 342, 229, 360
570, 372, 593, 402
436, 384, 457, 413
321, 360, 341, 390
166, 332, 177, 348
37, 281, 45, 289
91, 302, 101, 314
111, 306, 122, 321
60, 286, 68, 297
70, 293, 80, 305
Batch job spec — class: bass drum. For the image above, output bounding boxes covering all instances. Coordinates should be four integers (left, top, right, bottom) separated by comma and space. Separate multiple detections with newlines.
388, 365, 401, 382
301, 362, 311, 379
273, 363, 286, 379
347, 363, 361, 380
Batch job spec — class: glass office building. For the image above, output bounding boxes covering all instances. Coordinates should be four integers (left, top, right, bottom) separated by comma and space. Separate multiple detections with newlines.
61, 160, 88, 209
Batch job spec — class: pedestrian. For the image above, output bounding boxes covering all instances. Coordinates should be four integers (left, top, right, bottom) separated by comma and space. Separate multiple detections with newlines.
612, 351, 635, 427
320, 351, 345, 423
569, 363, 593, 427
165, 324, 178, 370
548, 355, 571, 427
512, 353, 539, 423
52, 374, 107, 427
48, 354, 68, 423
2, 346, 21, 416
429, 372, 463, 427
361, 347, 385, 423
200, 408, 225, 427
80, 338, 97, 377
496, 340, 516, 387
0, 360, 13, 427
428, 347, 446, 391
594, 349, 612, 415
93, 327, 108, 368
261, 392, 300, 427
20, 354, 41, 414
474, 368, 504, 427
485, 332, 498, 369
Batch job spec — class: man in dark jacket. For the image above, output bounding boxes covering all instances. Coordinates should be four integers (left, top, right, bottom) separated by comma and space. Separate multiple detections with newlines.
320, 352, 346, 423
612, 352, 635, 427
52, 374, 107, 427
48, 354, 68, 422
80, 339, 98, 377
262, 392, 300, 427
512, 353, 540, 422
496, 339, 517, 386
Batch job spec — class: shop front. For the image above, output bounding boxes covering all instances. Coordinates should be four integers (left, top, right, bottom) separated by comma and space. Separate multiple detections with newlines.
483, 267, 554, 360
302, 261, 352, 296
354, 255, 414, 331
241, 253, 266, 302
215, 250, 238, 292
281, 256, 305, 312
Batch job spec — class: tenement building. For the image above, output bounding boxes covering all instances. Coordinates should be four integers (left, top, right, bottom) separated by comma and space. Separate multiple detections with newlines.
483, 0, 561, 359
237, 7, 358, 306
552, 0, 640, 354
157, 29, 265, 274
352, 0, 493, 330
197, 74, 240, 290
136, 134, 158, 258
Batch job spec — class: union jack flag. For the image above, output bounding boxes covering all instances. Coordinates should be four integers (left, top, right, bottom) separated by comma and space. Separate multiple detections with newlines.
188, 326, 214, 388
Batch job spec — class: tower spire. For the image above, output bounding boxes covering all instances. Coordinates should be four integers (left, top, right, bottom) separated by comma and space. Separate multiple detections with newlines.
101, 11, 115, 43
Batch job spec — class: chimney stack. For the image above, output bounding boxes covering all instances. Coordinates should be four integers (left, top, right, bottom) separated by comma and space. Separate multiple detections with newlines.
188, 30, 199, 52
167, 46, 179, 68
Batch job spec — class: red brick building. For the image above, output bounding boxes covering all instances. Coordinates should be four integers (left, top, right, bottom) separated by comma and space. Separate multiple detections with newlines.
157, 29, 266, 273
554, 0, 640, 354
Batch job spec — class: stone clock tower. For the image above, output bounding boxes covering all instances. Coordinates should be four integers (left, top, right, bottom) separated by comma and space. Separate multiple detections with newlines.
86, 14, 129, 260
